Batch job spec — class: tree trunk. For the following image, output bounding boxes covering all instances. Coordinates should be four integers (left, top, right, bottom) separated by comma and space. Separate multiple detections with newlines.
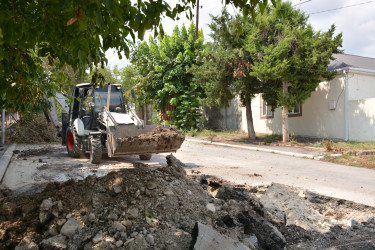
282, 80, 289, 143
245, 98, 256, 140
146, 103, 153, 125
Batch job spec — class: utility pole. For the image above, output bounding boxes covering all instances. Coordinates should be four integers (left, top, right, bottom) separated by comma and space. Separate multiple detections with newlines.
195, 0, 199, 40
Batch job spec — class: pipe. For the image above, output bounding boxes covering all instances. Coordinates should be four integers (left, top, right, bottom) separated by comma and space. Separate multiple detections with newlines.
1, 109, 4, 145
106, 84, 111, 111
343, 70, 349, 141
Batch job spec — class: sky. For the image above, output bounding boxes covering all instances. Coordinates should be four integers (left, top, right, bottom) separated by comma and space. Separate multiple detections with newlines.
105, 0, 375, 69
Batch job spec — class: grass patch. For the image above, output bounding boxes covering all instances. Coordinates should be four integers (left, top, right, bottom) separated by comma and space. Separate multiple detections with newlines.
321, 153, 375, 169
186, 129, 246, 137
334, 141, 375, 150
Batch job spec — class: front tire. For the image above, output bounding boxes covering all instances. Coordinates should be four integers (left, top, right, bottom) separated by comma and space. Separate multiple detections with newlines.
139, 154, 152, 161
90, 137, 103, 164
66, 127, 84, 158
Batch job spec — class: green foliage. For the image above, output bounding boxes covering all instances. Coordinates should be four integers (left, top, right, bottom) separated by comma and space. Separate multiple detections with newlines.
116, 65, 139, 92
192, 9, 263, 139
245, 2, 343, 109
194, 10, 263, 108
131, 23, 205, 131
0, 0, 276, 112
264, 137, 273, 144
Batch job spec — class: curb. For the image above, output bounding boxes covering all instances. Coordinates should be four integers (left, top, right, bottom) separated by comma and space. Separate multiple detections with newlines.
186, 138, 318, 159
0, 143, 17, 184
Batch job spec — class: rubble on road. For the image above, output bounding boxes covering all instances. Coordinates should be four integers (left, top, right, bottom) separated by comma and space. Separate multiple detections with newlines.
1, 155, 375, 249
4, 115, 58, 144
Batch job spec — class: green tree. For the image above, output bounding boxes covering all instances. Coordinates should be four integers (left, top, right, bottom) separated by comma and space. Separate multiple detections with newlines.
116, 65, 139, 92
131, 23, 205, 130
193, 10, 262, 139
245, 2, 342, 142
0, 0, 277, 112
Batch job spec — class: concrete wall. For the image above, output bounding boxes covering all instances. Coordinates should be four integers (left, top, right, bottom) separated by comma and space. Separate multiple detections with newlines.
347, 71, 375, 141
217, 69, 375, 141
242, 75, 347, 139
204, 96, 242, 130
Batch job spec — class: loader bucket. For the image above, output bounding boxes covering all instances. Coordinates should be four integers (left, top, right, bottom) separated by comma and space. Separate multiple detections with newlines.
106, 125, 185, 157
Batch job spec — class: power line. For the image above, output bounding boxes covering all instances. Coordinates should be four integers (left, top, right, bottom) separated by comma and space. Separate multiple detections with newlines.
309, 0, 375, 15
293, 0, 313, 7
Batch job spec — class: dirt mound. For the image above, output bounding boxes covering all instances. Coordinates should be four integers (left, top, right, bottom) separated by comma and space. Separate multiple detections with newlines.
116, 126, 185, 154
0, 155, 281, 250
4, 115, 58, 144
1, 155, 375, 249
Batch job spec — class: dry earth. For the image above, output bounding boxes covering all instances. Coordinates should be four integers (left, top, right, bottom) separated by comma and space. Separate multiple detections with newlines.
1, 154, 375, 250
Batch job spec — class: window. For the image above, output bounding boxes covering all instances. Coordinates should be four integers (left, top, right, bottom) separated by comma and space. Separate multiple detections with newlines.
261, 96, 273, 119
288, 104, 302, 117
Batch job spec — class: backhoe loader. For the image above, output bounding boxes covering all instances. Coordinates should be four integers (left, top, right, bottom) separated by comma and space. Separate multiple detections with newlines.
60, 83, 185, 164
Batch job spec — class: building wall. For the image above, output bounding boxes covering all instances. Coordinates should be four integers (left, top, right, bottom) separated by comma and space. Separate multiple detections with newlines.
347, 72, 375, 141
241, 71, 375, 141
204, 96, 242, 131
242, 75, 348, 140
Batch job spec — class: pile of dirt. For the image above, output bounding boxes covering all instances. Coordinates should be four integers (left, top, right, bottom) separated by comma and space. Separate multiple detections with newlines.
1, 155, 375, 249
4, 115, 58, 144
0, 155, 283, 250
117, 126, 185, 154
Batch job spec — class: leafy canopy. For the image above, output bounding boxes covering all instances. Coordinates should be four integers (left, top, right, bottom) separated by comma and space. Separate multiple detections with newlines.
245, 1, 343, 109
0, 0, 278, 112
131, 23, 205, 130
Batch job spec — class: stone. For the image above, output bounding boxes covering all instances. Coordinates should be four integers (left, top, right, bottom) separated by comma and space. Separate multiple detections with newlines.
113, 184, 122, 194
39, 212, 49, 224
40, 198, 53, 211
88, 213, 96, 222
15, 236, 39, 250
192, 222, 250, 250
147, 181, 157, 190
92, 231, 103, 244
40, 235, 67, 250
206, 203, 216, 213
127, 208, 139, 218
113, 221, 126, 232
49, 225, 59, 236
135, 189, 140, 198
351, 220, 363, 229
124, 238, 134, 247
2, 202, 17, 219
187, 190, 192, 195
57, 219, 67, 226
108, 212, 118, 221
164, 190, 174, 196
122, 220, 132, 226
222, 215, 235, 227
146, 234, 155, 245
115, 240, 123, 247
57, 200, 64, 212
60, 218, 83, 238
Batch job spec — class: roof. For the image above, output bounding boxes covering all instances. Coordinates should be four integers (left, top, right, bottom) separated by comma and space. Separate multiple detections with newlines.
328, 54, 375, 71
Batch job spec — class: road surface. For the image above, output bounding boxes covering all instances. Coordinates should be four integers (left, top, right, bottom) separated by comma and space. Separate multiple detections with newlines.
2, 141, 375, 207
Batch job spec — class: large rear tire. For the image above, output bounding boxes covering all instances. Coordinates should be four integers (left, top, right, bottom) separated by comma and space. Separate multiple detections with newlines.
90, 137, 102, 164
139, 154, 152, 161
66, 127, 84, 158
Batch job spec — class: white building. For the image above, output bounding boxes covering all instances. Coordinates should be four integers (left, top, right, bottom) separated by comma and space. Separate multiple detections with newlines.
242, 54, 375, 141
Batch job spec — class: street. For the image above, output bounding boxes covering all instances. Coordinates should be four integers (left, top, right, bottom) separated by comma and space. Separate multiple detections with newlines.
3, 140, 375, 207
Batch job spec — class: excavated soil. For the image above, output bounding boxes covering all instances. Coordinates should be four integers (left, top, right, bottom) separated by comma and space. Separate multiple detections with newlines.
4, 115, 58, 144
117, 126, 185, 154
1, 156, 375, 249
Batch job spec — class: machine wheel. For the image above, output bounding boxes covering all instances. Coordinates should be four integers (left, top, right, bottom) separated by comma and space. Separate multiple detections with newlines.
66, 127, 84, 158
139, 154, 152, 161
90, 137, 103, 164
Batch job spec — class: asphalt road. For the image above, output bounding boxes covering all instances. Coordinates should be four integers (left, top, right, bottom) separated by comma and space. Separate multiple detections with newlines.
3, 141, 375, 207
167, 141, 375, 207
